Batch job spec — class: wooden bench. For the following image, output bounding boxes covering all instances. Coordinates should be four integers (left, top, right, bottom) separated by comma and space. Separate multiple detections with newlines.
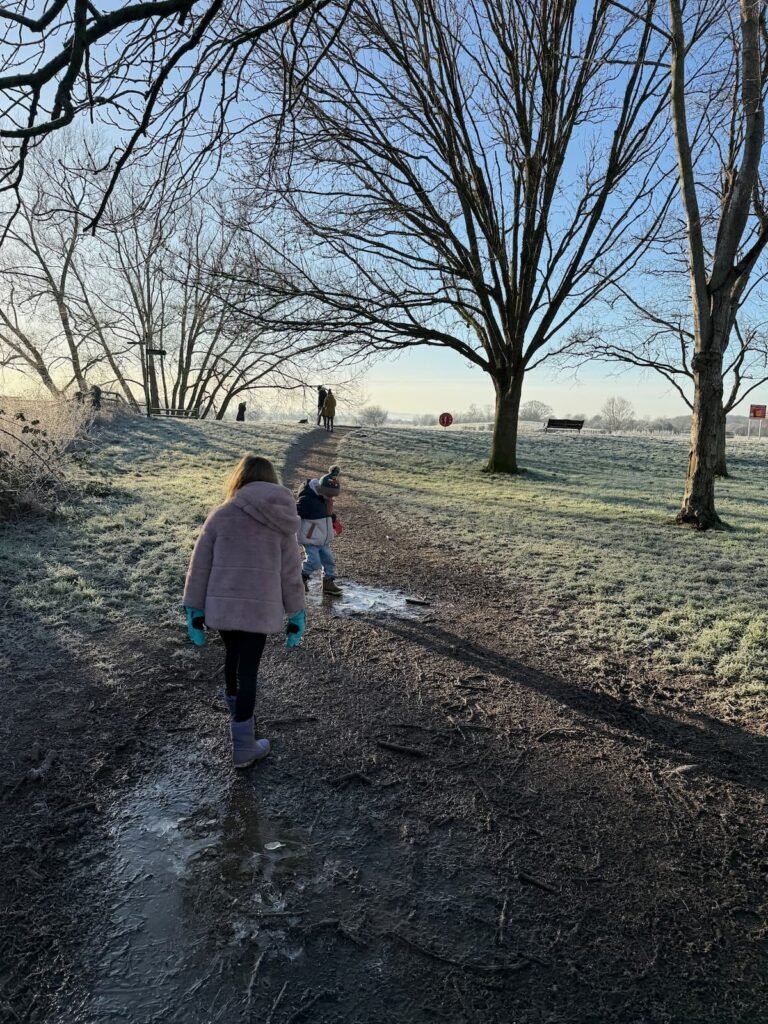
544, 418, 584, 433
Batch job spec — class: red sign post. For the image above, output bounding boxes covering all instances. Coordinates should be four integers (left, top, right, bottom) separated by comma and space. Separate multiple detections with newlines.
439, 412, 454, 428
749, 404, 767, 438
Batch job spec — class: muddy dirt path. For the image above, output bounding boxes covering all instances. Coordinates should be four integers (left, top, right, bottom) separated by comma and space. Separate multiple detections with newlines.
2, 426, 767, 1024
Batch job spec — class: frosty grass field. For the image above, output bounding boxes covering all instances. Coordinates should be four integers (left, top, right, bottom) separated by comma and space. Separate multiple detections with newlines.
0, 415, 300, 677
2, 413, 765, 706
342, 426, 768, 700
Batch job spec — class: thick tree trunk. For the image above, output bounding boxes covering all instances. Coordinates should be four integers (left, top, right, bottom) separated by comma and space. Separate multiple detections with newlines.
56, 297, 86, 392
33, 361, 61, 397
715, 402, 728, 478
146, 353, 161, 411
486, 373, 523, 474
216, 393, 233, 420
677, 348, 724, 529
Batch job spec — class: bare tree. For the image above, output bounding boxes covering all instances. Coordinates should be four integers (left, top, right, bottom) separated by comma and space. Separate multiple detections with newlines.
601, 395, 635, 432
666, 0, 768, 527
519, 401, 553, 422
243, 0, 673, 474
99, 177, 350, 417
0, 139, 107, 394
356, 405, 389, 427
0, 138, 355, 412
0, 0, 341, 234
563, 286, 768, 475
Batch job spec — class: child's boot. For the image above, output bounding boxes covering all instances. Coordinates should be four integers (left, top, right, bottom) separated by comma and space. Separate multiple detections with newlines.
322, 576, 343, 596
231, 718, 270, 768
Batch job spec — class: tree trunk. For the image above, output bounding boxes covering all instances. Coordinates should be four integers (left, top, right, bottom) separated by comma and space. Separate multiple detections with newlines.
33, 360, 61, 397
486, 373, 523, 474
146, 352, 161, 411
56, 297, 87, 392
216, 393, 233, 420
715, 402, 728, 478
677, 348, 724, 528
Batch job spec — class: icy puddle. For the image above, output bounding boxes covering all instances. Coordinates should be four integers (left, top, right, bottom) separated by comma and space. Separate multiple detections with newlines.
308, 581, 429, 619
62, 748, 312, 1023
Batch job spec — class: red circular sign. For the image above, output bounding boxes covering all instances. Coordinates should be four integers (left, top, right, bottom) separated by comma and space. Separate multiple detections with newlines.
439, 412, 453, 428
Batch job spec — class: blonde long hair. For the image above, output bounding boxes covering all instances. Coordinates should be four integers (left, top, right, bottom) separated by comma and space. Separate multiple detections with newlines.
225, 454, 279, 500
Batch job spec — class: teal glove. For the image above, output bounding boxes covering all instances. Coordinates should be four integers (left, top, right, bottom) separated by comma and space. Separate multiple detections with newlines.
286, 610, 306, 649
185, 607, 206, 646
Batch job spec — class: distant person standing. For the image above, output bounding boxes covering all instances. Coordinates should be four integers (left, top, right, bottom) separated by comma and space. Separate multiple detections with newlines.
236, 402, 246, 422
317, 385, 328, 426
322, 389, 336, 432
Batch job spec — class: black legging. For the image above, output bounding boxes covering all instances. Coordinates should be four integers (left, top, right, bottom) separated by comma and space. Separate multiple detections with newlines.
219, 630, 267, 722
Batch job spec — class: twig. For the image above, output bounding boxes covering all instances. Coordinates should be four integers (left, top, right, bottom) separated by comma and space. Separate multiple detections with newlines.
330, 771, 373, 786
266, 717, 318, 726
518, 871, 557, 894
245, 951, 266, 1006
385, 722, 443, 733
535, 728, 583, 742
377, 741, 429, 758
405, 597, 431, 606
496, 895, 509, 946
391, 930, 532, 973
470, 775, 494, 806
284, 988, 337, 1023
256, 910, 306, 919
301, 918, 340, 933
265, 981, 288, 1024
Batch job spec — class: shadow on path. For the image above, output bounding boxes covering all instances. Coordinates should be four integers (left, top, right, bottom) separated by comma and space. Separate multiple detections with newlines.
373, 617, 768, 793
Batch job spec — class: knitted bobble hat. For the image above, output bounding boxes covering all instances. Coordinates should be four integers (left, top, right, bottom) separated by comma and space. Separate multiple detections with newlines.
317, 467, 341, 497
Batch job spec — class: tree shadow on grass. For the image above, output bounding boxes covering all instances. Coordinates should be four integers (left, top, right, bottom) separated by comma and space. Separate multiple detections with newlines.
372, 617, 768, 793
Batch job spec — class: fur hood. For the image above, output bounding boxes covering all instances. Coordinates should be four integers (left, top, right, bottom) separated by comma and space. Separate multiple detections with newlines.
230, 481, 301, 536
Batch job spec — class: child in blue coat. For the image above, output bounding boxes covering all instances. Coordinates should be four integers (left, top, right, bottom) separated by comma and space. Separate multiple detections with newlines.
297, 466, 342, 596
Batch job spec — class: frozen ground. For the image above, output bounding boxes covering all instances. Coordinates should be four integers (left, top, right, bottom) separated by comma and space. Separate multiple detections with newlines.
342, 427, 768, 703
2, 417, 767, 1024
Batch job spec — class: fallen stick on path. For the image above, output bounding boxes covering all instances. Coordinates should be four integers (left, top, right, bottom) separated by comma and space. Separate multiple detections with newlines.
246, 952, 265, 1006
377, 740, 429, 758
330, 771, 373, 786
284, 988, 338, 1024
265, 716, 318, 726
470, 775, 494, 805
390, 929, 535, 973
265, 981, 288, 1024
518, 871, 557, 894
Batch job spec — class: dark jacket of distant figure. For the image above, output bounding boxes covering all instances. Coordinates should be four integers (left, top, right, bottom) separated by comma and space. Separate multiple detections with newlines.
317, 388, 328, 412
236, 402, 246, 422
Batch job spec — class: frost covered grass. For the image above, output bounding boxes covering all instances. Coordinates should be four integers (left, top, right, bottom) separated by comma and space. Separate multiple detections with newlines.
342, 427, 768, 697
0, 395, 92, 517
0, 415, 302, 662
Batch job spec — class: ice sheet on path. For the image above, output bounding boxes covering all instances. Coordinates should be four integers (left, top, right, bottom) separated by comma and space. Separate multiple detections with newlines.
307, 581, 428, 619
58, 746, 310, 1023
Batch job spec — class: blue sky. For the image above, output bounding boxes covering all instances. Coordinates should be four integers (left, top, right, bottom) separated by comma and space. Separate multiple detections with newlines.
360, 345, 711, 419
